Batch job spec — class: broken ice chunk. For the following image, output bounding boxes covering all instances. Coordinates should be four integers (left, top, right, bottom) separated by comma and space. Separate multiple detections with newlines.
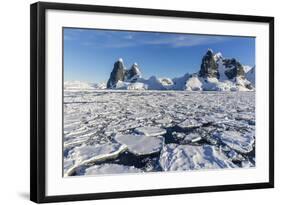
241, 160, 255, 168
160, 144, 236, 171
155, 118, 172, 126
177, 118, 202, 129
64, 143, 127, 176
227, 150, 245, 161
172, 132, 202, 143
115, 134, 164, 155
85, 164, 142, 175
134, 126, 166, 137
218, 130, 255, 154
184, 133, 202, 143
64, 157, 74, 175
64, 134, 91, 149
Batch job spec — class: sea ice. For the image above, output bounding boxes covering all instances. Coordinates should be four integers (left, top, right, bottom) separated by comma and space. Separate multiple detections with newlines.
227, 150, 245, 162
64, 135, 90, 149
159, 144, 237, 171
64, 143, 127, 176
115, 134, 164, 155
183, 133, 202, 143
177, 118, 203, 129
63, 90, 255, 175
85, 164, 142, 175
134, 126, 167, 136
218, 130, 255, 154
155, 117, 172, 126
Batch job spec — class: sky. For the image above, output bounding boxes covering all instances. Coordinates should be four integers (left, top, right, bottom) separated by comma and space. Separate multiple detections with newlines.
64, 28, 255, 83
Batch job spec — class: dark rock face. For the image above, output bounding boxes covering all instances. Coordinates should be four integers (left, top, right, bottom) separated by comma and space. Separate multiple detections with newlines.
125, 63, 140, 83
107, 60, 141, 88
199, 49, 219, 79
106, 59, 126, 88
223, 58, 245, 79
245, 83, 254, 90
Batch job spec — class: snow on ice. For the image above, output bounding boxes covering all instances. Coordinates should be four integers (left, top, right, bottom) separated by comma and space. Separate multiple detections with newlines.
85, 164, 142, 175
64, 143, 127, 176
134, 126, 167, 136
115, 134, 164, 155
218, 130, 255, 154
159, 144, 237, 171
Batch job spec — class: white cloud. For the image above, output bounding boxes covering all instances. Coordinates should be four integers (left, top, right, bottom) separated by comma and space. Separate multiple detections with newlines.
141, 35, 226, 47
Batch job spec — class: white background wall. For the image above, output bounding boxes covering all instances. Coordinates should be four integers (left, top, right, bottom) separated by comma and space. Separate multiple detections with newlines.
0, 0, 279, 204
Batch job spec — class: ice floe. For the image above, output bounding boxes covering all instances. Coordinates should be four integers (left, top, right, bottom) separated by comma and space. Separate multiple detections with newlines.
160, 144, 237, 171
64, 143, 127, 176
217, 130, 255, 154
177, 118, 203, 129
85, 164, 142, 175
134, 126, 167, 136
115, 134, 164, 155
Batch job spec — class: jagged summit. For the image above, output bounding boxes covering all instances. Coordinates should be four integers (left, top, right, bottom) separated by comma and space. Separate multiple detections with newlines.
107, 59, 142, 88
106, 59, 126, 88
214, 52, 223, 61
199, 49, 219, 79
125, 63, 141, 82
223, 58, 245, 79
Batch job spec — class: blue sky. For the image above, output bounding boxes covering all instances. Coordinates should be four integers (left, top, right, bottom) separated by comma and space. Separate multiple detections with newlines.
64, 28, 255, 83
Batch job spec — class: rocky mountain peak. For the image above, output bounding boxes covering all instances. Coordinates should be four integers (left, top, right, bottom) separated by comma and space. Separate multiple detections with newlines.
223, 58, 245, 79
207, 48, 214, 54
199, 49, 219, 79
106, 59, 126, 88
107, 59, 142, 88
125, 63, 141, 82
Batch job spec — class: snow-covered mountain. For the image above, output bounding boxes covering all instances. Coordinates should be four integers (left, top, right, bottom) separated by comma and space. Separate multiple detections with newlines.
106, 50, 255, 91
179, 49, 255, 91
65, 50, 255, 91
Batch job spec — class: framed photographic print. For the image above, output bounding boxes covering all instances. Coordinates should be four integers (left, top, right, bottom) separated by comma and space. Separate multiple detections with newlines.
30, 2, 274, 203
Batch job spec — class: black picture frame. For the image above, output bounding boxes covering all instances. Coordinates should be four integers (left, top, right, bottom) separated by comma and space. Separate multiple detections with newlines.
30, 1, 274, 203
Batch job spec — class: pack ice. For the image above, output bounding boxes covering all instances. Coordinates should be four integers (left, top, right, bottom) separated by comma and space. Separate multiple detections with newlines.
64, 90, 255, 176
